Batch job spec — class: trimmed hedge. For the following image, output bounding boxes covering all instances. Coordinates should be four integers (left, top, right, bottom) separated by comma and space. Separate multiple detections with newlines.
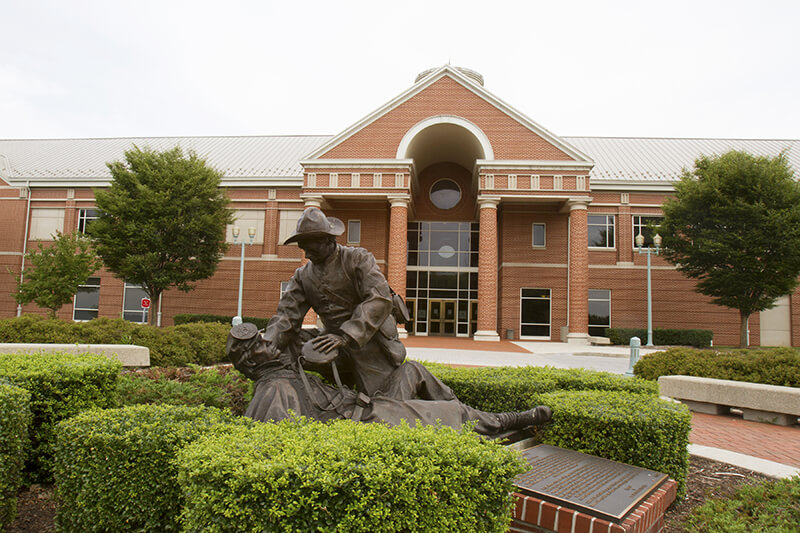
422, 362, 658, 412
0, 315, 229, 367
173, 313, 271, 330
117, 365, 252, 415
607, 327, 713, 348
177, 418, 525, 533
0, 383, 31, 529
54, 404, 251, 533
0, 351, 121, 482
633, 347, 800, 387
540, 390, 691, 499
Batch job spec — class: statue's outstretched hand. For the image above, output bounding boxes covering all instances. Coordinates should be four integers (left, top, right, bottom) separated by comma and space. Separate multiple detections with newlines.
311, 333, 346, 354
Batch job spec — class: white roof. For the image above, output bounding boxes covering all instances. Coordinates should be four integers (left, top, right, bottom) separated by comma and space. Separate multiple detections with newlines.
564, 136, 800, 183
0, 135, 330, 187
1, 135, 798, 189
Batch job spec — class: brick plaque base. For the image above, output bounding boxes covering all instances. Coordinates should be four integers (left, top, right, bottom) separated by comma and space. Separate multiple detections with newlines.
509, 479, 677, 533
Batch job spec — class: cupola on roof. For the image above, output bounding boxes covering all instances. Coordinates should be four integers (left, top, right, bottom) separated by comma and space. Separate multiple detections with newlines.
415, 66, 484, 86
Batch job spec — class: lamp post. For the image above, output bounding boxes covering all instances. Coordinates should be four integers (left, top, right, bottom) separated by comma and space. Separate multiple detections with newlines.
232, 226, 256, 326
636, 232, 662, 347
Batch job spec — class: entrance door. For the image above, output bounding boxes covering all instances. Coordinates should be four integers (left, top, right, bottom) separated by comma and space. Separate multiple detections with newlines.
429, 300, 456, 335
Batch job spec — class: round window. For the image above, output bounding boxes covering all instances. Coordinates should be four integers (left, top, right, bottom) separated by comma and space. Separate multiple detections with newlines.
430, 179, 461, 210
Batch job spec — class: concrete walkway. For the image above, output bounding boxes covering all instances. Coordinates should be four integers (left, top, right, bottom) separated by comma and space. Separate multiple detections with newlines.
403, 336, 800, 479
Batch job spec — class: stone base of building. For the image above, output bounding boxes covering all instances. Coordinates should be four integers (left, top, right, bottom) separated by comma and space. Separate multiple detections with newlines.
508, 479, 677, 533
473, 330, 501, 342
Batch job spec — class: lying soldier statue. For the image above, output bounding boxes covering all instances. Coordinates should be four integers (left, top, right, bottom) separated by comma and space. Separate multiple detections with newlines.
227, 322, 552, 438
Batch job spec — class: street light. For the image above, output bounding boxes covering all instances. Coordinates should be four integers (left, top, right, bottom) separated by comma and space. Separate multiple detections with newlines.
232, 226, 256, 326
636, 231, 662, 347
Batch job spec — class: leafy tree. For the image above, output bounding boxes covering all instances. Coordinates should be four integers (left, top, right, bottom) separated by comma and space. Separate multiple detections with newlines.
89, 146, 233, 325
659, 150, 800, 347
13, 231, 102, 318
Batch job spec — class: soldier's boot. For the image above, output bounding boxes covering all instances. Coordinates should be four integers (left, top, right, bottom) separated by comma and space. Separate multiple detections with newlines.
496, 405, 552, 431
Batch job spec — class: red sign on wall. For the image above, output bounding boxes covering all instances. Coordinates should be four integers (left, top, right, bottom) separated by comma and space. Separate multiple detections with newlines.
141, 298, 151, 309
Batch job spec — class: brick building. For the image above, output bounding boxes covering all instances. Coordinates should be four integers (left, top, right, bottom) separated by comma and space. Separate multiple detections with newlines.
1, 65, 799, 346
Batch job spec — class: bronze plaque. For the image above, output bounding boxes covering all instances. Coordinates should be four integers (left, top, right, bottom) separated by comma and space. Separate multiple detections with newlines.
514, 444, 668, 522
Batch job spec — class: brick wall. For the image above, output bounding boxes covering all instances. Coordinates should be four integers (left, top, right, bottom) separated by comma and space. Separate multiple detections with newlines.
321, 76, 574, 161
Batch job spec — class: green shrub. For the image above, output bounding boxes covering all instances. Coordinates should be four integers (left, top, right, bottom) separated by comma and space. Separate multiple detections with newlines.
540, 390, 691, 499
634, 347, 800, 387
0, 351, 121, 482
422, 362, 657, 412
177, 418, 525, 533
117, 365, 252, 415
685, 476, 800, 532
0, 315, 229, 367
0, 383, 31, 529
54, 404, 251, 533
173, 313, 271, 330
607, 327, 713, 347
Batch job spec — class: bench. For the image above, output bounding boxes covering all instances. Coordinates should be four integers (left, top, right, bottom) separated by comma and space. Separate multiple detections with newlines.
0, 343, 150, 367
658, 375, 800, 426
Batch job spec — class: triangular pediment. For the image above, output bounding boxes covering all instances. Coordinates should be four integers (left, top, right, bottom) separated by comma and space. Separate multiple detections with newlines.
303, 65, 593, 166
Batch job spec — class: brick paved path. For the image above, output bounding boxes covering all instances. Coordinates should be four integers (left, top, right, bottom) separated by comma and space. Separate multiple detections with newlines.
690, 412, 800, 467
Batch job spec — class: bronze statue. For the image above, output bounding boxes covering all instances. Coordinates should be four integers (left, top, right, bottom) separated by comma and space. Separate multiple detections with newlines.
227, 322, 551, 437
265, 207, 409, 396
227, 207, 552, 437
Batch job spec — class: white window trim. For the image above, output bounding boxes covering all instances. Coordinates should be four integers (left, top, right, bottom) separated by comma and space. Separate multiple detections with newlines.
588, 214, 616, 249
588, 289, 611, 336
532, 223, 546, 248
347, 219, 361, 244
73, 277, 101, 322
519, 288, 552, 340
123, 281, 149, 324
78, 208, 99, 234
278, 209, 303, 246
632, 215, 664, 249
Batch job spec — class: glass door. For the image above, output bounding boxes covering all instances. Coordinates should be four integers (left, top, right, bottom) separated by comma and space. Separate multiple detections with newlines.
429, 300, 457, 336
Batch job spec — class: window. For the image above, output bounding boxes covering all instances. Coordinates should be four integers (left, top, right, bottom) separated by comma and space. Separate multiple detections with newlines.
430, 179, 461, 210
588, 215, 615, 248
532, 223, 546, 248
227, 210, 264, 244
520, 288, 551, 338
280, 281, 290, 299
632, 215, 663, 248
78, 208, 99, 234
278, 210, 303, 245
73, 277, 100, 321
407, 221, 478, 268
347, 220, 361, 244
29, 208, 64, 240
123, 282, 149, 323
588, 289, 611, 337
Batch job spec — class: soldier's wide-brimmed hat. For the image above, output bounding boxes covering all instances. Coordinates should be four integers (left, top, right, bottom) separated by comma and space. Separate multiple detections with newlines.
283, 207, 345, 245
300, 339, 339, 365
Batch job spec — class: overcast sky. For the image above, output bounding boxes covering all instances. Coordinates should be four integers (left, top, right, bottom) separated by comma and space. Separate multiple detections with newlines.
2, 1, 798, 141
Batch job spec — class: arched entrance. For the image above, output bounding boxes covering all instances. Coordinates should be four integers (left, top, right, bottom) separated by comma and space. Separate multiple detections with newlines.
398, 117, 491, 336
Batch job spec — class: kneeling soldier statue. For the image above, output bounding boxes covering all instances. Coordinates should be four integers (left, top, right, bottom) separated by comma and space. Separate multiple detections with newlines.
227, 207, 552, 437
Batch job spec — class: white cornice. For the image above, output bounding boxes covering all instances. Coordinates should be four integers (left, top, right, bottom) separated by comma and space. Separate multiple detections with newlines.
476, 160, 594, 172
11, 176, 305, 188
590, 180, 676, 192
299, 159, 414, 169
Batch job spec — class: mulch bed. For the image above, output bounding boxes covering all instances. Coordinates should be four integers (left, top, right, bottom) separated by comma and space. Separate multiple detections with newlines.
6, 455, 773, 533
